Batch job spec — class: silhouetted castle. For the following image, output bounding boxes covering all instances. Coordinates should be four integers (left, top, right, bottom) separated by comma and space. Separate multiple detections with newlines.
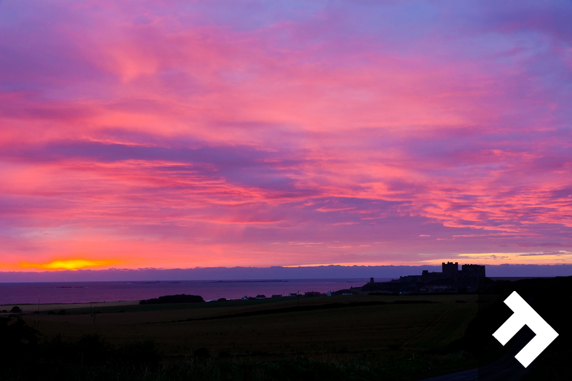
361, 262, 487, 293
395, 262, 485, 283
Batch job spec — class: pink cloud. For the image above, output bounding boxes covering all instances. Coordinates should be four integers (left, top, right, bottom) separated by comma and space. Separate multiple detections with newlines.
1, 0, 571, 270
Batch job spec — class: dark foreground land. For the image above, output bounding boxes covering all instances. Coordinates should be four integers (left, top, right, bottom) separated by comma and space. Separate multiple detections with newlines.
2, 277, 571, 380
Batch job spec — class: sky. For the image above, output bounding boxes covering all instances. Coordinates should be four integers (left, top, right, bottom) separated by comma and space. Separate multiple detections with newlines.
1, 0, 571, 274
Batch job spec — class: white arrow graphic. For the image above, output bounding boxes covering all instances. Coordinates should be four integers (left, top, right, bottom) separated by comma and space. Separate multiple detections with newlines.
492, 291, 558, 368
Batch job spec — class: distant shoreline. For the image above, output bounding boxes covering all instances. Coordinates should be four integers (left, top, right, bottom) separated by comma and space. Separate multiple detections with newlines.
0, 277, 560, 307
0, 278, 372, 306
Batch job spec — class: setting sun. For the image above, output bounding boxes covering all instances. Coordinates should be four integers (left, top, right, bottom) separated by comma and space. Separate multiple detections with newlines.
20, 259, 119, 271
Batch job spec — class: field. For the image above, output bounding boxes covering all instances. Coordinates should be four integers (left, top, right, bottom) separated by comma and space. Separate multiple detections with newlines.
4, 278, 569, 380
21, 294, 479, 362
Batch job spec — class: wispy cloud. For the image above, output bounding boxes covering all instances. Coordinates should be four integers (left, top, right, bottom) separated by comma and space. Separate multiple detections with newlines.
1, 0, 571, 270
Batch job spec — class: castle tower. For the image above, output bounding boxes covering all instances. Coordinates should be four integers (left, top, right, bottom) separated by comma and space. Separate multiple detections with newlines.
442, 262, 459, 277
461, 264, 486, 277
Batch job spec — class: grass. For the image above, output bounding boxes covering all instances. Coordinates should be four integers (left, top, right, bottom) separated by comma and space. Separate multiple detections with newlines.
0, 325, 477, 381
0, 293, 488, 380
24, 294, 478, 362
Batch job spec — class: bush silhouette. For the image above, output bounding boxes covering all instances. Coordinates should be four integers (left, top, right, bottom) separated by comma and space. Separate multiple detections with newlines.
10, 306, 21, 313
0, 317, 39, 362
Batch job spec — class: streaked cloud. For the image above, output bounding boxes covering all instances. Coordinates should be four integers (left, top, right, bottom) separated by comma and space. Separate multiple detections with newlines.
1, 0, 571, 271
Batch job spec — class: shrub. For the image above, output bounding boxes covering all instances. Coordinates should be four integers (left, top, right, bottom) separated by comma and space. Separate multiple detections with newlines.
0, 317, 39, 361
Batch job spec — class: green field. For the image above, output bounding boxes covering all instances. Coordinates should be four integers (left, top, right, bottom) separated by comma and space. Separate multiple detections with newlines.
23, 294, 478, 362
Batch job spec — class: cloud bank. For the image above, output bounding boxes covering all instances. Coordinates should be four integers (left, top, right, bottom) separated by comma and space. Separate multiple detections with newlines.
1, 0, 571, 271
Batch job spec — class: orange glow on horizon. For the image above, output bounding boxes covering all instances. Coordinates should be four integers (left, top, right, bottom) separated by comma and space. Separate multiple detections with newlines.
1, 1, 571, 276
19, 259, 120, 271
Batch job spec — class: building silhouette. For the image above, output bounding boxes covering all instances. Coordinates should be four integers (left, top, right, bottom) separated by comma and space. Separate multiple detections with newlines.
401, 262, 485, 283
362, 262, 487, 293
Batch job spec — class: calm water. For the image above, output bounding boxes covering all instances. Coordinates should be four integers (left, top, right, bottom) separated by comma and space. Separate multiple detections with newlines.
0, 278, 387, 305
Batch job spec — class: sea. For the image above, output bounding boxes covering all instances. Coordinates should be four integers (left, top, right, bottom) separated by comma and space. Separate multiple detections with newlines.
0, 278, 389, 305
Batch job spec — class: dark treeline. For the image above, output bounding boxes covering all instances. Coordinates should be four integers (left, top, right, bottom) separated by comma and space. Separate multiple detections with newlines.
140, 294, 205, 304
